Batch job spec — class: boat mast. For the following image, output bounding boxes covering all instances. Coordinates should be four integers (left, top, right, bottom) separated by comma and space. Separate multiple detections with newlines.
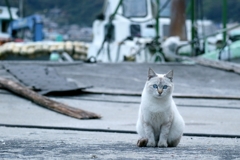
169, 0, 187, 40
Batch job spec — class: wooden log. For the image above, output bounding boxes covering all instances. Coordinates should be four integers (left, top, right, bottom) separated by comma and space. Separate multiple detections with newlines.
0, 77, 101, 119
170, 0, 187, 40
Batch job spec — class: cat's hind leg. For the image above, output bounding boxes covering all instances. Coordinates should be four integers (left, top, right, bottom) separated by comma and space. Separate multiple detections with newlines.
167, 136, 181, 147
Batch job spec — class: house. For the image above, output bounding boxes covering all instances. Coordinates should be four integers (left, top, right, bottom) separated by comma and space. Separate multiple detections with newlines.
0, 6, 18, 44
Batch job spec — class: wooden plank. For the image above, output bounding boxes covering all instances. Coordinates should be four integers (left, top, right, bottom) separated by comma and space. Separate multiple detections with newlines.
179, 56, 240, 74
0, 77, 101, 119
193, 57, 240, 74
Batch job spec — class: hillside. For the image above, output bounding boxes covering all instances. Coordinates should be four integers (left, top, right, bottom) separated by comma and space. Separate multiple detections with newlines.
1, 0, 240, 26
0, 0, 104, 27
202, 0, 240, 23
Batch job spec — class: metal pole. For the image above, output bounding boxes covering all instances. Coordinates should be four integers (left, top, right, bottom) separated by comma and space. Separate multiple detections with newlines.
5, 0, 13, 21
169, 0, 187, 40
191, 0, 195, 55
19, 0, 23, 18
222, 0, 227, 43
96, 0, 123, 61
111, 0, 123, 20
155, 0, 160, 41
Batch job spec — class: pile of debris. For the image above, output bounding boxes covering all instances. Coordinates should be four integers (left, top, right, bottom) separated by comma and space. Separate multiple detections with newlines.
0, 41, 89, 60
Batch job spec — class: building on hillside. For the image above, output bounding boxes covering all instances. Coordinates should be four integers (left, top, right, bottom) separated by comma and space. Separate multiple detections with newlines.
0, 6, 18, 44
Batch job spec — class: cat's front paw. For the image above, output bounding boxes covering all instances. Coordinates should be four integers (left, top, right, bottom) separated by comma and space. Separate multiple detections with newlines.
137, 138, 148, 147
158, 141, 168, 148
147, 140, 156, 147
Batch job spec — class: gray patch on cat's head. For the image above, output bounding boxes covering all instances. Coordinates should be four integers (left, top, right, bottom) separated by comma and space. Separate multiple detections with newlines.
148, 68, 173, 82
148, 68, 157, 80
146, 69, 174, 98
164, 70, 173, 82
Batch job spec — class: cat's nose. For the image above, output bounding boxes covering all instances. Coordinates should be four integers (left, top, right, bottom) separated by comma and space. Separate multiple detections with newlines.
158, 89, 163, 95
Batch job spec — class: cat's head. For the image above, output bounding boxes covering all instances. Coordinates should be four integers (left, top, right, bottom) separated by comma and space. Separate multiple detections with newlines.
145, 68, 174, 98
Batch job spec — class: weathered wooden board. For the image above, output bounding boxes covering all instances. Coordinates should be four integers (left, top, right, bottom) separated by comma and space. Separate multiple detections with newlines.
0, 77, 101, 119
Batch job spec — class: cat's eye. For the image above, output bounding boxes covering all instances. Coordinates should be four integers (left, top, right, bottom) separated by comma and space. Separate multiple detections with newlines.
163, 85, 168, 89
153, 84, 158, 88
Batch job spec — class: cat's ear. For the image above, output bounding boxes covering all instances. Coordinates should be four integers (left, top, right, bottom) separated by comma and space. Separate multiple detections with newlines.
148, 68, 157, 80
164, 70, 173, 82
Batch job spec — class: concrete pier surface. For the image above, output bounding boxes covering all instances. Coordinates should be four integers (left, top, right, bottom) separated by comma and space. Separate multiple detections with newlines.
0, 61, 240, 159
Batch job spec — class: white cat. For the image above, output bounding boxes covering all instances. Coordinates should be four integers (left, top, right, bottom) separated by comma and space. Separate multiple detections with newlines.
136, 68, 184, 147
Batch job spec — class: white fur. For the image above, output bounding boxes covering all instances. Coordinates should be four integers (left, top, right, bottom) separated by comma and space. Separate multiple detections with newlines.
136, 70, 185, 147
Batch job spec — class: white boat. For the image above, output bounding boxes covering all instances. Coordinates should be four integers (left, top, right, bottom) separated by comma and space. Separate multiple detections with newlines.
87, 0, 218, 63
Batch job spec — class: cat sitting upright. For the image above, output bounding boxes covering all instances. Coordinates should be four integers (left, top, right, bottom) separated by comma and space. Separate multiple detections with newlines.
136, 68, 184, 147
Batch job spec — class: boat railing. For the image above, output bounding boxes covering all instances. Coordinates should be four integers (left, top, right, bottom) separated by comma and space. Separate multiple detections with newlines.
175, 24, 240, 59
